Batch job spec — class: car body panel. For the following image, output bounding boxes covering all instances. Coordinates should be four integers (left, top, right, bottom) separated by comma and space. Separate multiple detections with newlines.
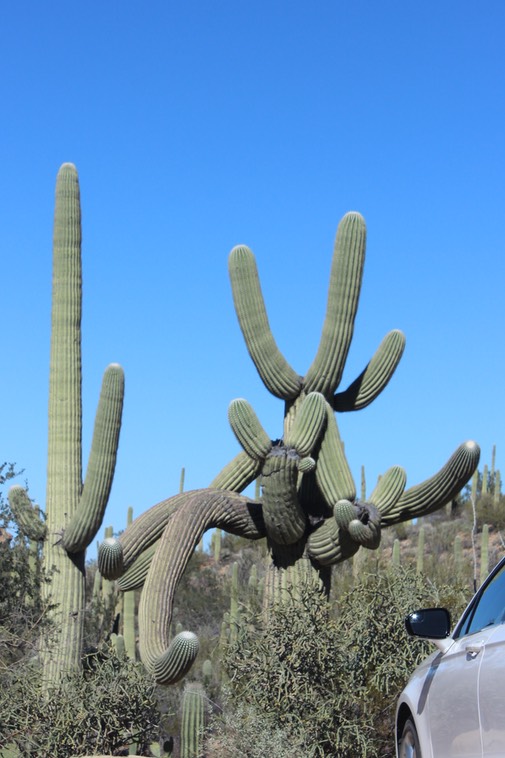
479, 622, 505, 755
396, 556, 505, 758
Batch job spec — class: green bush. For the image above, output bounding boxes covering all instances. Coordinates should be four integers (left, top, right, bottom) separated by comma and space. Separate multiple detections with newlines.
475, 493, 505, 530
211, 566, 468, 758
205, 696, 311, 758
333, 566, 468, 756
0, 647, 159, 757
0, 467, 51, 675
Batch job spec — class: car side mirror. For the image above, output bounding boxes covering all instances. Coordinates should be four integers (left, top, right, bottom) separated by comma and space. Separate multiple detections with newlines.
405, 608, 451, 639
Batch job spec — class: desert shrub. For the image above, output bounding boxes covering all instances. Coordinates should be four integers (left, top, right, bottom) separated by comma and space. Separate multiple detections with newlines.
333, 565, 469, 756
214, 582, 372, 757
475, 493, 505, 531
205, 696, 311, 758
211, 565, 469, 758
0, 470, 51, 677
0, 646, 159, 757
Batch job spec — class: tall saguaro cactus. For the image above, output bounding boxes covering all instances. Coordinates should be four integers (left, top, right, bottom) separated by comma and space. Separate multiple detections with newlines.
26, 164, 124, 688
99, 211, 479, 684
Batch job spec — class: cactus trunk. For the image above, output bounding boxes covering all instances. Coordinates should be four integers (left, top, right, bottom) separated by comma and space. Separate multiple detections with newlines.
42, 163, 85, 681
39, 164, 124, 688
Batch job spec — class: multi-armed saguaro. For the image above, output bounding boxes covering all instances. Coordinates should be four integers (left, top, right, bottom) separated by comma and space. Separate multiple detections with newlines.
99, 211, 479, 684
10, 164, 124, 689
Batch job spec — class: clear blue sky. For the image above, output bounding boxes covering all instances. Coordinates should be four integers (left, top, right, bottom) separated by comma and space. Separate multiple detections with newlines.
2, 1, 504, 557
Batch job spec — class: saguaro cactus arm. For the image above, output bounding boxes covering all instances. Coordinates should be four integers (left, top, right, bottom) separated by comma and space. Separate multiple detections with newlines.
135, 489, 265, 684
333, 329, 406, 412
314, 404, 356, 507
368, 465, 407, 515
380, 440, 480, 526
62, 363, 124, 552
229, 244, 302, 400
97, 492, 191, 580
227, 393, 327, 546
227, 398, 273, 461
210, 450, 263, 492
8, 485, 46, 541
304, 212, 367, 396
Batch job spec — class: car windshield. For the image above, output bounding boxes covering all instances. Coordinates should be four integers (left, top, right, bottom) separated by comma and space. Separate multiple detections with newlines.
457, 560, 505, 637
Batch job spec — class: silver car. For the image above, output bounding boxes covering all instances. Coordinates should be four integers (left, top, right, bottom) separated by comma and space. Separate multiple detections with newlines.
396, 555, 505, 758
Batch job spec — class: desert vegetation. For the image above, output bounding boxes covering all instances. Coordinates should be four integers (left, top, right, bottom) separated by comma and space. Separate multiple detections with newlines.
1, 460, 502, 756
1, 164, 501, 756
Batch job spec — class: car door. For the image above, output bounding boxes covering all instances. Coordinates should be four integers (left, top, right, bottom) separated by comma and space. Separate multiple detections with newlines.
477, 612, 505, 755
424, 559, 505, 757
459, 560, 505, 757
423, 626, 489, 757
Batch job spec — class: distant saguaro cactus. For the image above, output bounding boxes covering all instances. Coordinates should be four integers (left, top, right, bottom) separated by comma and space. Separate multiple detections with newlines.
99, 211, 479, 685
180, 682, 206, 758
13, 164, 124, 689
123, 507, 137, 660
480, 524, 490, 585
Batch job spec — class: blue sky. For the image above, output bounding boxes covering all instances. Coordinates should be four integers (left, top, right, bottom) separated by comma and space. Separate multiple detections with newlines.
2, 2, 504, 556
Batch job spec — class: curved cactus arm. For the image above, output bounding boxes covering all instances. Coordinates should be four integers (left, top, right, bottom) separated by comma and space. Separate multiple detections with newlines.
307, 500, 381, 566
333, 330, 406, 412
368, 465, 407, 516
138, 489, 265, 684
98, 492, 189, 579
62, 364, 125, 553
8, 485, 46, 541
314, 404, 356, 506
117, 542, 157, 591
229, 245, 302, 400
304, 212, 366, 397
101, 447, 263, 588
228, 398, 273, 460
307, 515, 360, 566
98, 537, 125, 579
210, 451, 263, 492
155, 631, 200, 686
285, 392, 327, 457
381, 440, 480, 526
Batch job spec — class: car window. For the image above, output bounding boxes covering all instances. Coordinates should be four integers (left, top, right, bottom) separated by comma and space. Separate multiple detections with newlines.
457, 561, 505, 637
